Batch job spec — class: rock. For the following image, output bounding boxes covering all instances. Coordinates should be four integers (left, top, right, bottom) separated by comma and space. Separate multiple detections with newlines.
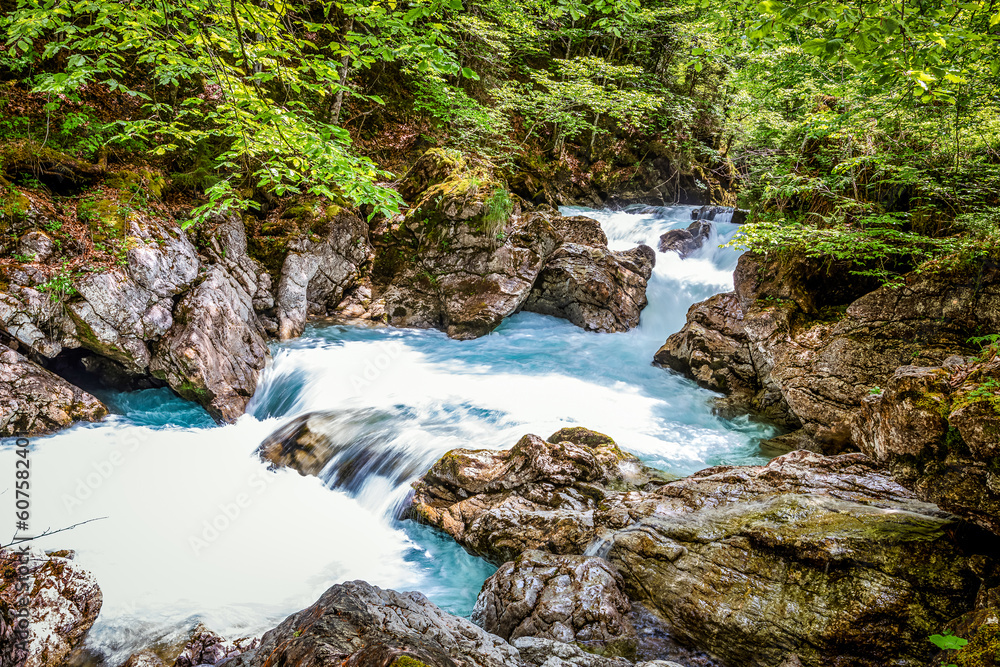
656, 253, 1000, 451
513, 637, 632, 667
376, 173, 560, 339
522, 243, 655, 333
0, 548, 103, 667
374, 151, 653, 338
412, 434, 993, 667
17, 231, 55, 262
275, 207, 371, 339
473, 551, 636, 657
224, 580, 522, 667
657, 221, 710, 258
0, 347, 107, 436
256, 409, 426, 492
150, 265, 269, 422
605, 451, 990, 667
853, 360, 1000, 536
408, 427, 655, 564
122, 651, 166, 667
173, 628, 258, 667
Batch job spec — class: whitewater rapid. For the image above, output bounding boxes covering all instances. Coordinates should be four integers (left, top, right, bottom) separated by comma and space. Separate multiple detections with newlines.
0, 205, 773, 662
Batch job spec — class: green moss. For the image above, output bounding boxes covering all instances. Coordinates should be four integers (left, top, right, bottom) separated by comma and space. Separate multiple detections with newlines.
390, 656, 431, 667
106, 168, 166, 198
247, 235, 290, 281
954, 613, 1000, 666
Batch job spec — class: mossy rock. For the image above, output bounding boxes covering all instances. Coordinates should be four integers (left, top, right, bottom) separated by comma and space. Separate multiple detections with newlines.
105, 168, 167, 199
79, 197, 126, 243
389, 657, 432, 667
0, 186, 31, 232
247, 235, 291, 281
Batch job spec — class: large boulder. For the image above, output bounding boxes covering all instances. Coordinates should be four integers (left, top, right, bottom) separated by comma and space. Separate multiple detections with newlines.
372, 150, 654, 339
473, 551, 636, 657
224, 580, 522, 667
853, 359, 1000, 536
0, 548, 103, 667
408, 427, 657, 564
0, 347, 107, 436
410, 428, 995, 667
655, 253, 1000, 452
657, 221, 710, 258
274, 206, 372, 339
522, 244, 654, 333
150, 264, 270, 422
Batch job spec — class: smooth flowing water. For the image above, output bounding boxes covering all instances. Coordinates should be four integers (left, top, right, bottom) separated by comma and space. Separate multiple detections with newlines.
0, 206, 774, 662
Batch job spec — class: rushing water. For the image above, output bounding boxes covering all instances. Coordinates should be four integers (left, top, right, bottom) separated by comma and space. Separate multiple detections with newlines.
0, 205, 773, 663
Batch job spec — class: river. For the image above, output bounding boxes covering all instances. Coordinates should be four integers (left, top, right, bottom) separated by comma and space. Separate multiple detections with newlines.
0, 205, 774, 662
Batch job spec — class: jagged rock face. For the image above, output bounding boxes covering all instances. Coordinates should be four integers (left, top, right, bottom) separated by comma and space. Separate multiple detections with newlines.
150, 265, 269, 422
409, 428, 657, 564
172, 628, 259, 667
411, 434, 995, 667
523, 244, 654, 333
607, 451, 988, 667
0, 348, 107, 435
473, 551, 636, 657
657, 221, 710, 257
0, 549, 103, 667
376, 182, 561, 340
373, 150, 654, 339
275, 208, 371, 339
656, 253, 1000, 452
225, 580, 522, 667
853, 360, 1000, 536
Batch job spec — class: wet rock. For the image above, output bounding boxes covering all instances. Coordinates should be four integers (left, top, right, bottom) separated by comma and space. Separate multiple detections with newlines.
409, 427, 658, 564
17, 231, 55, 262
275, 208, 371, 339
606, 451, 989, 667
173, 628, 259, 667
376, 172, 560, 339
656, 253, 1000, 452
853, 360, 1000, 536
150, 265, 269, 422
224, 580, 522, 667
473, 551, 636, 657
657, 221, 710, 258
0, 548, 103, 667
122, 651, 166, 667
256, 409, 425, 493
522, 243, 655, 333
0, 347, 107, 436
513, 637, 632, 667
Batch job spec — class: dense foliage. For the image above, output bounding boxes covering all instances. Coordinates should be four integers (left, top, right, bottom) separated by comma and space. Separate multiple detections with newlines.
0, 0, 998, 274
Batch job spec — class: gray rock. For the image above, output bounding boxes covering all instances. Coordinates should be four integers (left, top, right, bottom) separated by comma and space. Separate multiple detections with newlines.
657, 221, 710, 258
150, 266, 269, 423
523, 244, 655, 333
225, 580, 522, 667
0, 548, 103, 667
17, 231, 55, 262
513, 637, 632, 667
276, 209, 371, 339
0, 347, 107, 436
474, 551, 636, 657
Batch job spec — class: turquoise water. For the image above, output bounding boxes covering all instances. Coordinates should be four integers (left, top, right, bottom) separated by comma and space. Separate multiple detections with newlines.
0, 206, 773, 662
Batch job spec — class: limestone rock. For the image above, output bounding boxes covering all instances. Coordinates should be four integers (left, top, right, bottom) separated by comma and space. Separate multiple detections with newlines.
853, 360, 1000, 535
657, 221, 710, 258
522, 243, 655, 333
513, 637, 633, 667
0, 347, 107, 436
409, 428, 658, 564
17, 231, 55, 262
224, 580, 522, 667
150, 265, 269, 422
656, 253, 1000, 452
473, 551, 636, 657
0, 548, 103, 667
275, 208, 371, 339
